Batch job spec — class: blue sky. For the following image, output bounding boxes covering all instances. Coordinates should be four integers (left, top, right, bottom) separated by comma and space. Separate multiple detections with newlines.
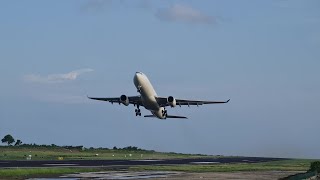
0, 0, 319, 158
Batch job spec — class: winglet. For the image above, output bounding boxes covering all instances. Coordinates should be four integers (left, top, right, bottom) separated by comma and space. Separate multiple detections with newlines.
226, 99, 230, 103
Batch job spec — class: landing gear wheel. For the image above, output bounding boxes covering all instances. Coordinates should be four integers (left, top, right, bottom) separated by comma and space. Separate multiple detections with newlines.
135, 105, 141, 116
162, 108, 167, 117
137, 86, 142, 93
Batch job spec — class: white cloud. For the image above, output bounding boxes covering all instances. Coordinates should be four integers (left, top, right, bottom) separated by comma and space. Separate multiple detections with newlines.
80, 1, 217, 25
24, 68, 94, 83
155, 4, 215, 24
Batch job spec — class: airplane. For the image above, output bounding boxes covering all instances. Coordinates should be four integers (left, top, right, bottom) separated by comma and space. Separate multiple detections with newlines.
88, 72, 230, 119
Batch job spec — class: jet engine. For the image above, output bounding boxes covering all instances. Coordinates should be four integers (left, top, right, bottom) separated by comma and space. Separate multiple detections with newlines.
120, 95, 129, 106
167, 96, 176, 107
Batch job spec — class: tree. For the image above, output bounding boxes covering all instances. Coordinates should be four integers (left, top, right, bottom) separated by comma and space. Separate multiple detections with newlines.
1, 134, 15, 146
14, 139, 22, 146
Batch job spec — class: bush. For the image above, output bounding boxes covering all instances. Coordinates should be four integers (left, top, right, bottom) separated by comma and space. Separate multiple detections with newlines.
309, 161, 320, 173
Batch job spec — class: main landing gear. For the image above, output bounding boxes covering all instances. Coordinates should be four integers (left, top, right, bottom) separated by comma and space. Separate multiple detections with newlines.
162, 108, 167, 117
135, 105, 141, 116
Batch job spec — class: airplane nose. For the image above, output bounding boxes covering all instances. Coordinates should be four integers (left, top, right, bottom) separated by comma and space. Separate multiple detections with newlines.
134, 72, 144, 82
134, 72, 139, 82
134, 72, 140, 79
135, 72, 143, 79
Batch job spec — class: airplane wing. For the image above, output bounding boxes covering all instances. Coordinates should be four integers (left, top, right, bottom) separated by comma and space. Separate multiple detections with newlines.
87, 96, 143, 106
156, 97, 230, 107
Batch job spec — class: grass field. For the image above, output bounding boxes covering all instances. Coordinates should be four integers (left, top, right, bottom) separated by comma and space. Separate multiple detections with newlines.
0, 159, 316, 179
0, 167, 101, 179
0, 146, 318, 179
0, 146, 210, 161
130, 159, 314, 172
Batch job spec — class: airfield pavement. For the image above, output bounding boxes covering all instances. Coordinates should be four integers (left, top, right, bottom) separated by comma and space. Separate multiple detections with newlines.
0, 156, 284, 168
1, 157, 309, 179
56, 171, 304, 180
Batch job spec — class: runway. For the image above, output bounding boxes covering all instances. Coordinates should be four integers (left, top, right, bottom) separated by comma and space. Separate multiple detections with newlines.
0, 157, 284, 168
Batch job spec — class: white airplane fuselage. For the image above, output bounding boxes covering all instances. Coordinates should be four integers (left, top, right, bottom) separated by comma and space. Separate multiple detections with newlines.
133, 72, 166, 119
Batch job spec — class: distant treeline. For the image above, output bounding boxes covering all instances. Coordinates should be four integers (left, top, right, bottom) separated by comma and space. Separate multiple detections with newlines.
0, 143, 153, 152
1, 134, 153, 152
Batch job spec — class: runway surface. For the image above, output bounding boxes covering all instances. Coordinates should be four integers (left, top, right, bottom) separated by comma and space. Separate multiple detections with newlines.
0, 157, 285, 168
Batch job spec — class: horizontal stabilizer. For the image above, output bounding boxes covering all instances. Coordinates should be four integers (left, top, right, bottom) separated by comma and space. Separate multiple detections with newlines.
144, 115, 188, 119
144, 115, 157, 118
166, 115, 188, 119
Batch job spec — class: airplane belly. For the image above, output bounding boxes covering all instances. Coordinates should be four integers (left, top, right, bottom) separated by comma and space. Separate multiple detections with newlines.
141, 96, 159, 111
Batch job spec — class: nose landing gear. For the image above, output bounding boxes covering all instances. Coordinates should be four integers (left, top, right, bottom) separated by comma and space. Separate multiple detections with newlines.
137, 86, 142, 93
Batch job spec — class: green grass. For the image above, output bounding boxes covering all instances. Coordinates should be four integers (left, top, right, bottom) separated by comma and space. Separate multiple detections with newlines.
0, 146, 213, 161
1, 146, 318, 179
130, 159, 314, 172
0, 160, 314, 179
0, 167, 100, 179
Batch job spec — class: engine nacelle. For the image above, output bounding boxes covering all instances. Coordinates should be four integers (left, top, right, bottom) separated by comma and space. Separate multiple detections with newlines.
167, 96, 176, 107
120, 95, 129, 106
